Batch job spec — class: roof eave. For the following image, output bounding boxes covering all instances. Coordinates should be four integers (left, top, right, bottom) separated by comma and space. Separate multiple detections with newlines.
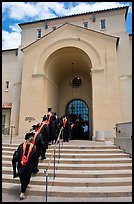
18, 6, 129, 27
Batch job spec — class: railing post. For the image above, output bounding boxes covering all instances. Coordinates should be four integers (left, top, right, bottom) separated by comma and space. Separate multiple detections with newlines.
62, 129, 63, 146
10, 126, 15, 145
58, 136, 60, 160
54, 148, 56, 179
44, 127, 63, 201
44, 168, 48, 202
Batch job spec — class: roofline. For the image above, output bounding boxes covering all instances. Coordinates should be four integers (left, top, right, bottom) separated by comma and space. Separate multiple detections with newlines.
18, 6, 129, 28
21, 22, 120, 51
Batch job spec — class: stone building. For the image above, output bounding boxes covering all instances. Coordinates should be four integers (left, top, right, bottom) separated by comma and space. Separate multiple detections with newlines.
2, 6, 132, 140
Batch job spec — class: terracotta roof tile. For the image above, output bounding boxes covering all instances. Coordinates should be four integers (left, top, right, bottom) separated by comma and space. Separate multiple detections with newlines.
2, 103, 12, 109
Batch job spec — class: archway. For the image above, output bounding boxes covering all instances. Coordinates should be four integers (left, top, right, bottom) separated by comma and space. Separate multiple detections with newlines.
66, 99, 91, 140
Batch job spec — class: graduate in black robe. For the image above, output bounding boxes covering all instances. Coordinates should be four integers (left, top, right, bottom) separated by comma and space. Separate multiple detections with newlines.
39, 115, 50, 160
12, 132, 38, 200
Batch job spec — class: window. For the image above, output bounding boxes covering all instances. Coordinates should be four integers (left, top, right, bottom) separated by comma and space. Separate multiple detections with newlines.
83, 22, 88, 28
37, 29, 41, 38
100, 19, 106, 30
44, 20, 48, 29
5, 81, 9, 91
67, 99, 88, 122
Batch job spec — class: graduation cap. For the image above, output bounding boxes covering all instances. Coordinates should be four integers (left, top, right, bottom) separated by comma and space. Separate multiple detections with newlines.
32, 123, 40, 130
48, 108, 52, 112
25, 132, 34, 140
63, 114, 66, 118
42, 115, 48, 121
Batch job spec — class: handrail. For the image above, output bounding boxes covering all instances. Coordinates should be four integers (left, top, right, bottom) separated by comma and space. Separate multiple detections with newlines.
46, 127, 63, 170
2, 126, 15, 144
44, 126, 63, 202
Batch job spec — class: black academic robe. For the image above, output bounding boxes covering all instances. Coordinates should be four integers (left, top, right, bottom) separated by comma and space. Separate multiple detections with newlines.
12, 142, 37, 193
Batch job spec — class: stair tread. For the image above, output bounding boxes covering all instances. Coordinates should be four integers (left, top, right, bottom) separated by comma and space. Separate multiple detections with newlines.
2, 151, 128, 157
2, 182, 132, 192
2, 160, 132, 167
2, 166, 132, 174
2, 174, 132, 183
2, 156, 132, 163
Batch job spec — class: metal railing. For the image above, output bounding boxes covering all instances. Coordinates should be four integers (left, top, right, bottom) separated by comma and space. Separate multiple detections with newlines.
44, 127, 63, 202
2, 126, 15, 144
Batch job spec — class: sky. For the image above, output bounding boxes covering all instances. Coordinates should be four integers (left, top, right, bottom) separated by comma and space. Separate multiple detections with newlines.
2, 2, 132, 50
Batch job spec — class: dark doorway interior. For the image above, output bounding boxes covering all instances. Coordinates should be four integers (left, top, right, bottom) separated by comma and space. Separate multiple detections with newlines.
66, 99, 89, 140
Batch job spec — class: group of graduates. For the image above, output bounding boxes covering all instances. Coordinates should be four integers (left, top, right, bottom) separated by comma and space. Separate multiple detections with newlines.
12, 108, 72, 200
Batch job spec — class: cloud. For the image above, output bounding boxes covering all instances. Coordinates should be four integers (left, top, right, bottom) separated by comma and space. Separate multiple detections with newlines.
2, 2, 38, 20
2, 25, 21, 50
2, 2, 131, 20
2, 2, 131, 50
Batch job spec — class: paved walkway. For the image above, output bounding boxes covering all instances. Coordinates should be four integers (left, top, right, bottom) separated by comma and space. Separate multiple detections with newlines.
2, 134, 114, 146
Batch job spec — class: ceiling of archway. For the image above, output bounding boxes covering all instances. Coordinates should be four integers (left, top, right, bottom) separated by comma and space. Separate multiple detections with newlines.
46, 47, 92, 86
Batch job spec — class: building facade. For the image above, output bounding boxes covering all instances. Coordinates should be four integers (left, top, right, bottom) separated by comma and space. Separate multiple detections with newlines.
2, 6, 132, 140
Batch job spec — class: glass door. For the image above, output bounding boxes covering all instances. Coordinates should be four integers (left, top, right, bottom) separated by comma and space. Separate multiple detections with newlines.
66, 99, 89, 140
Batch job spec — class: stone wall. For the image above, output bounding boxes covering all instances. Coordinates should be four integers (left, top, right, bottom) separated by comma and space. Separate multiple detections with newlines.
114, 121, 132, 156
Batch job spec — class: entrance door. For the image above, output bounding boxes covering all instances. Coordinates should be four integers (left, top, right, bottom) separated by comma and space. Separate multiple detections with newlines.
66, 99, 89, 140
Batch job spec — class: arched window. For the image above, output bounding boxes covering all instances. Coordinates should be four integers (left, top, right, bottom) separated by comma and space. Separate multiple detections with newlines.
66, 99, 88, 122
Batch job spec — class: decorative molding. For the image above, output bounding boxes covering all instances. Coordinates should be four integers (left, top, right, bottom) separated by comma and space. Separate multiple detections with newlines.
119, 75, 132, 80
91, 67, 104, 72
32, 73, 47, 78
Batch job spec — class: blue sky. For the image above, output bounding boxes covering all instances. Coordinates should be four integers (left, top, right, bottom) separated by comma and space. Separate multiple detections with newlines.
2, 2, 132, 50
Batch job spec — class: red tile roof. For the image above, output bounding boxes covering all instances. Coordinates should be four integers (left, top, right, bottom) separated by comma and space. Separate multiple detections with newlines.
2, 103, 12, 109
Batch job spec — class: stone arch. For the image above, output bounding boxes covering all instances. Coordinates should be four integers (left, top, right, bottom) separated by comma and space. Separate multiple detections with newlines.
34, 37, 102, 75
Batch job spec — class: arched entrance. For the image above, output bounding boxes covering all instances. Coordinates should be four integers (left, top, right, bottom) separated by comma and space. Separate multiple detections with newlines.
66, 99, 90, 140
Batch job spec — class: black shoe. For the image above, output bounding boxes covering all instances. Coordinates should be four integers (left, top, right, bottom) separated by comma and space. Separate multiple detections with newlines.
33, 169, 39, 174
13, 173, 19, 178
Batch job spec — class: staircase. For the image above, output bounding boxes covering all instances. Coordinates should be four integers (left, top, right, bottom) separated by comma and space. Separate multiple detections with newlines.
2, 140, 132, 201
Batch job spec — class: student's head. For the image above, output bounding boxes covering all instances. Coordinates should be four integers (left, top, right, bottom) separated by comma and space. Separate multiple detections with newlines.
32, 123, 40, 130
42, 115, 48, 121
25, 132, 34, 142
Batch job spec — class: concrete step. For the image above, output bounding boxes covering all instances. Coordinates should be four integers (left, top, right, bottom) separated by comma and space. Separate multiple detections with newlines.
2, 166, 132, 178
2, 182, 132, 197
46, 152, 130, 158
2, 143, 120, 149
2, 192, 132, 202
2, 149, 125, 155
2, 154, 132, 164
2, 154, 130, 162
2, 160, 132, 171
2, 174, 132, 187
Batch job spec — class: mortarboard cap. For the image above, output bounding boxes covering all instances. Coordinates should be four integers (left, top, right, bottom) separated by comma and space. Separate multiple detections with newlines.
32, 123, 40, 130
42, 115, 48, 121
25, 132, 34, 140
